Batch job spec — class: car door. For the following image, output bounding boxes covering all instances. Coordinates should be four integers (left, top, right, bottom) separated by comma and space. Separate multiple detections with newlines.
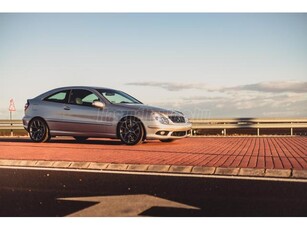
61, 89, 114, 136
41, 89, 71, 133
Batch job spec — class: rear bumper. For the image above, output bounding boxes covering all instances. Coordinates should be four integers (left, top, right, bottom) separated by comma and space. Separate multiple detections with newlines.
22, 116, 30, 131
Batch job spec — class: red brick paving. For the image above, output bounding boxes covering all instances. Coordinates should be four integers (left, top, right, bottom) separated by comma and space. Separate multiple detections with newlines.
0, 137, 306, 170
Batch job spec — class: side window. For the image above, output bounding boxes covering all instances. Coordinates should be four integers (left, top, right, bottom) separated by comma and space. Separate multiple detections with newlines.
69, 89, 99, 107
82, 94, 99, 103
101, 91, 134, 104
44, 90, 69, 103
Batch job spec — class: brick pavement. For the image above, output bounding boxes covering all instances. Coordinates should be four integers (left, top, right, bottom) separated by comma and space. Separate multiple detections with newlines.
0, 137, 306, 170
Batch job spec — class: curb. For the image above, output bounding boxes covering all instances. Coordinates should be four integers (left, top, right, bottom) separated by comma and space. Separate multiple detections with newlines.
0, 159, 306, 180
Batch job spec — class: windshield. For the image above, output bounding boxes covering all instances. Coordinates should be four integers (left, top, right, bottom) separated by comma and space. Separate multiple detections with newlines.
96, 89, 142, 104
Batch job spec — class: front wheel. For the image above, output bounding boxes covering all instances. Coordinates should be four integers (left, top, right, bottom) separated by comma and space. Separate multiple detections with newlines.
29, 118, 50, 143
118, 117, 144, 145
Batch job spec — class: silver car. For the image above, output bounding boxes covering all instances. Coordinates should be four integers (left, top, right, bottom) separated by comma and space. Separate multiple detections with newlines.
23, 86, 192, 145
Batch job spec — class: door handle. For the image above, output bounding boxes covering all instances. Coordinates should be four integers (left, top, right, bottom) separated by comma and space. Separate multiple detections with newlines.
64, 106, 71, 110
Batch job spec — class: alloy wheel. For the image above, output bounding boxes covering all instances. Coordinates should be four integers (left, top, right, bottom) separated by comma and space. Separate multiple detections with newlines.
29, 118, 50, 142
118, 117, 144, 145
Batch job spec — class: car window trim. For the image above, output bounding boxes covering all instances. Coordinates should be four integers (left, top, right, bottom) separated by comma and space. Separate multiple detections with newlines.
97, 89, 143, 105
67, 89, 102, 107
43, 89, 70, 104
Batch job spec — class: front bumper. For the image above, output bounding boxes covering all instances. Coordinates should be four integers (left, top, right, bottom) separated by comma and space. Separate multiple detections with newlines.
145, 122, 192, 140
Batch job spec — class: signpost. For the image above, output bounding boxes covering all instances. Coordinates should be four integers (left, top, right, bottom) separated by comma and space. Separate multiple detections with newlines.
9, 99, 16, 136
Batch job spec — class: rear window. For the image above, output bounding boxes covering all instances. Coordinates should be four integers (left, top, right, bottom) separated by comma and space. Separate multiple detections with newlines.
44, 90, 70, 103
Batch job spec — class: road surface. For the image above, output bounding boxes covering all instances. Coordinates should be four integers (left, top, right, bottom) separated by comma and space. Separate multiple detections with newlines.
0, 167, 306, 217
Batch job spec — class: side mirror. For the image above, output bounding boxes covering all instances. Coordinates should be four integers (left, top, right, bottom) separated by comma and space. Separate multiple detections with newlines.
92, 101, 105, 109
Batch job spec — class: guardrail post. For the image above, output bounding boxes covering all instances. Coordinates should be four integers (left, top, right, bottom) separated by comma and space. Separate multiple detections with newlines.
291, 128, 293, 136
10, 122, 13, 137
223, 128, 227, 136
257, 128, 260, 136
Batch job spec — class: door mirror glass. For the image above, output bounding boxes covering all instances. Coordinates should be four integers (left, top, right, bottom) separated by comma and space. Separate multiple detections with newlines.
92, 101, 105, 109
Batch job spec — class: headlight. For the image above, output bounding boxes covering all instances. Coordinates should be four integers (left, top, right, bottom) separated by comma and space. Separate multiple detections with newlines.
153, 112, 169, 125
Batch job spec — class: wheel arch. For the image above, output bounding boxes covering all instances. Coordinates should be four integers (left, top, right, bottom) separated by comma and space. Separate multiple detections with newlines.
28, 116, 50, 130
116, 115, 147, 141
28, 116, 51, 142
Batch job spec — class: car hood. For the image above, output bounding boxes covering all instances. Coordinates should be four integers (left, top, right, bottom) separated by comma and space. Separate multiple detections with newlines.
114, 103, 182, 116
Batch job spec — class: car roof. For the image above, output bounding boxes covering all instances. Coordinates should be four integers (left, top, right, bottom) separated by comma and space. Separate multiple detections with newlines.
50, 86, 116, 91
33, 86, 119, 100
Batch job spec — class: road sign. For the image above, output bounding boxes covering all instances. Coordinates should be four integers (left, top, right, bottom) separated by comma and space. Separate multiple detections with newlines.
9, 99, 16, 112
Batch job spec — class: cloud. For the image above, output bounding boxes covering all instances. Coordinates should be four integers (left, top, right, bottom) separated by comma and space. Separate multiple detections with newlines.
182, 95, 226, 101
150, 93, 307, 118
126, 80, 307, 94
224, 81, 307, 93
126, 81, 215, 91
126, 80, 307, 117
191, 98, 306, 118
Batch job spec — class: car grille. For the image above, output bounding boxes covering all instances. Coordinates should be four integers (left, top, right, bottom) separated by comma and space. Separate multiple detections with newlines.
171, 131, 187, 136
168, 116, 185, 123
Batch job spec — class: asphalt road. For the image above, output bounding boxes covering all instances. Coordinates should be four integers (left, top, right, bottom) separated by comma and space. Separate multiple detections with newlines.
0, 168, 306, 217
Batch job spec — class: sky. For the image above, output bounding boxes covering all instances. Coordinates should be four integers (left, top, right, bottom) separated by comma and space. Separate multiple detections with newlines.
0, 13, 307, 119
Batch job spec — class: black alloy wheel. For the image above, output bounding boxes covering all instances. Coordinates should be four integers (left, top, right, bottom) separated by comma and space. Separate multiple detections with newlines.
29, 118, 50, 142
118, 117, 144, 145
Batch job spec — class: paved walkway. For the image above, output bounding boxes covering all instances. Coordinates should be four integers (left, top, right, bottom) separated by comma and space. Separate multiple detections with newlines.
0, 137, 306, 179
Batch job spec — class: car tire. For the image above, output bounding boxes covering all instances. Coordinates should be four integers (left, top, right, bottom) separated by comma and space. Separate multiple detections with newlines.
29, 118, 50, 143
159, 139, 175, 143
118, 117, 144, 145
74, 136, 89, 142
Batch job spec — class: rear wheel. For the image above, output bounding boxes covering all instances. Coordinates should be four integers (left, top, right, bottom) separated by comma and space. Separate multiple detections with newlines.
118, 117, 144, 145
29, 118, 50, 143
74, 136, 89, 142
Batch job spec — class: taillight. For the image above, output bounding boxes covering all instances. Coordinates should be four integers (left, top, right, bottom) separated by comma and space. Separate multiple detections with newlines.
24, 100, 30, 112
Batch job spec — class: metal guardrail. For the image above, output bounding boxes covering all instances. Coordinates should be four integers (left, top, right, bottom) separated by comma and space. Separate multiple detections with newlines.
190, 118, 307, 136
1, 118, 307, 136
0, 120, 25, 136
0, 120, 24, 130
